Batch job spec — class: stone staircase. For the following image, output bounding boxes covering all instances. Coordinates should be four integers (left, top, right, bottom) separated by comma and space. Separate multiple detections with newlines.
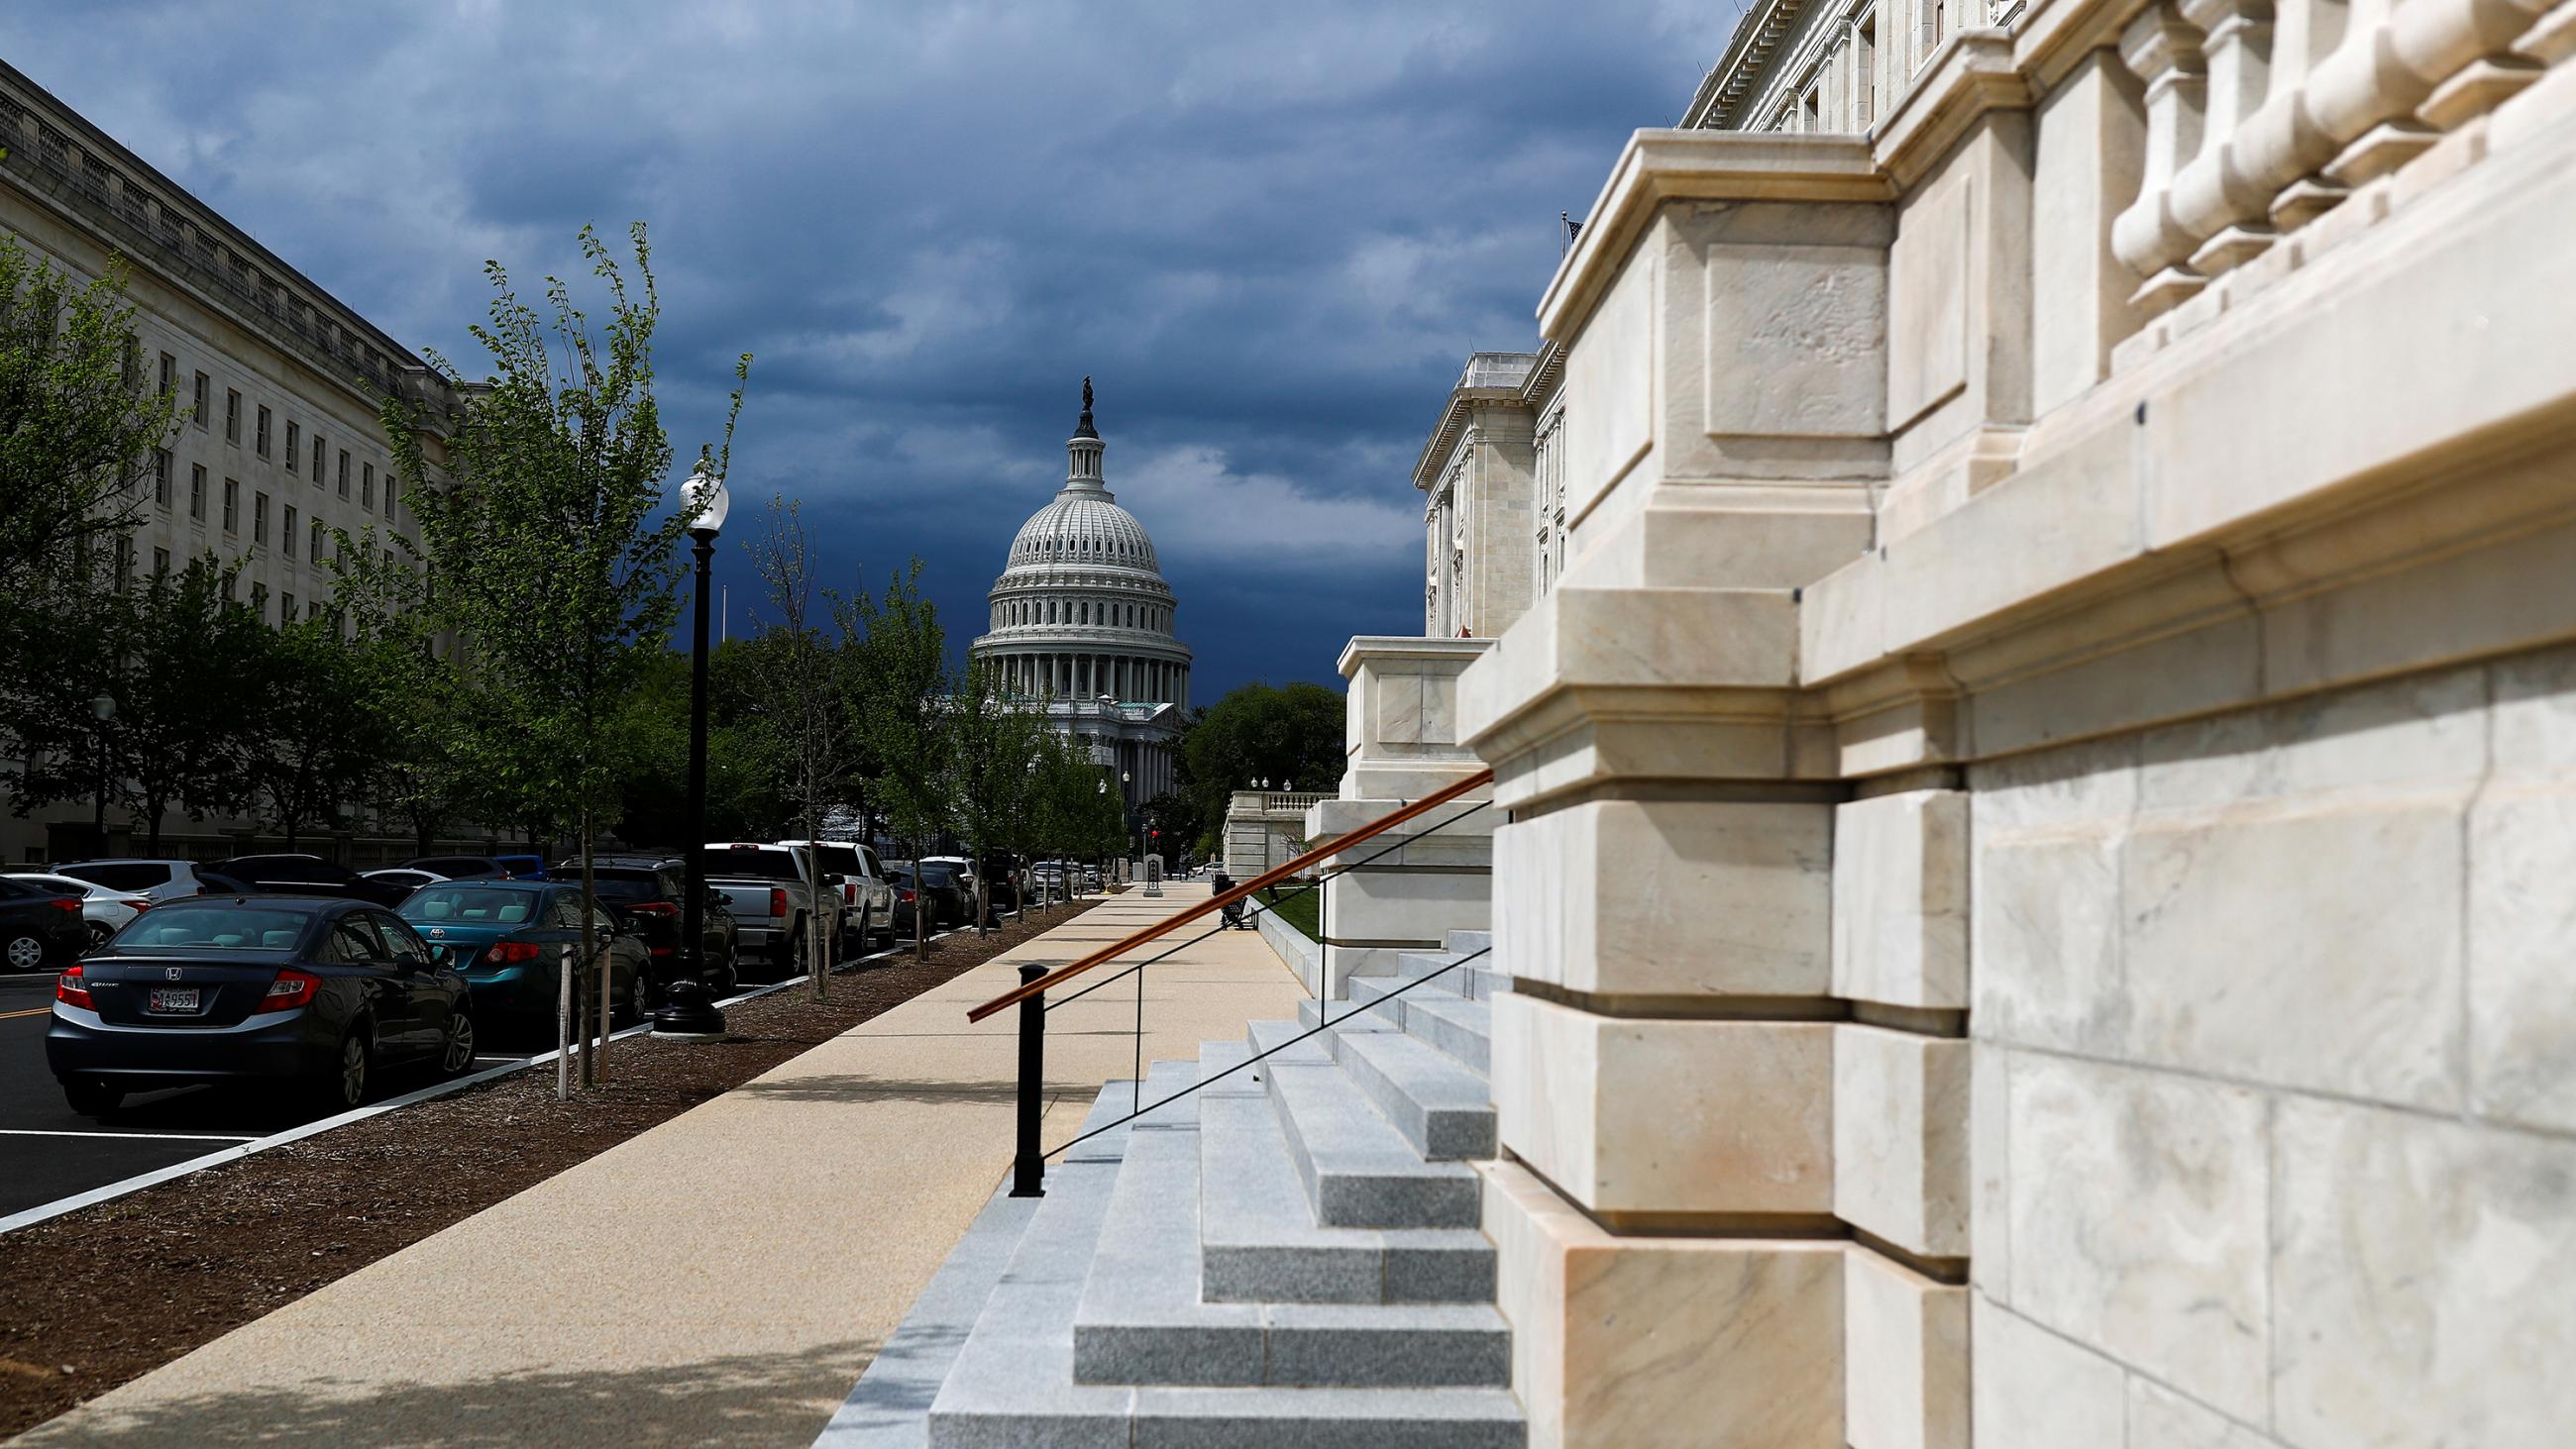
842, 930, 1523, 1448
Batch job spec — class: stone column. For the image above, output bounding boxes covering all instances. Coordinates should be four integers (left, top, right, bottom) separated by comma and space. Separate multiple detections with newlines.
1459, 135, 1951, 1449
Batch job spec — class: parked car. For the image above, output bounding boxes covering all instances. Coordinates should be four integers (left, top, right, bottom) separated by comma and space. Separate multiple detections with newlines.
4, 872, 155, 949
401, 855, 512, 880
784, 840, 896, 952
48, 895, 475, 1115
395, 880, 650, 1041
1084, 865, 1103, 892
362, 868, 449, 895
888, 861, 968, 930
493, 855, 549, 880
555, 857, 739, 995
0, 877, 90, 972
210, 855, 415, 908
701, 843, 842, 977
52, 858, 231, 903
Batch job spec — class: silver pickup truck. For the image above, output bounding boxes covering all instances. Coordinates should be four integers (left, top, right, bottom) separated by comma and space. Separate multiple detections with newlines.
702, 842, 845, 973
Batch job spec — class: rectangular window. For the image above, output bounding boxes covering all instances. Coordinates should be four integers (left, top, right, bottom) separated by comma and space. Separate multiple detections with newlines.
222, 477, 239, 532
158, 352, 174, 397
225, 388, 241, 445
189, 464, 206, 520
114, 537, 133, 590
254, 490, 268, 545
153, 449, 171, 507
281, 591, 295, 623
362, 463, 374, 509
153, 547, 169, 576
307, 600, 322, 621
384, 472, 399, 517
285, 421, 300, 475
256, 405, 271, 458
337, 449, 350, 498
251, 582, 267, 620
283, 504, 299, 557
311, 436, 325, 483
193, 371, 209, 429
309, 517, 325, 559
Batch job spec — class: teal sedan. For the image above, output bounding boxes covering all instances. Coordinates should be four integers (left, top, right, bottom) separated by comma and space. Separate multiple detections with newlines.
395, 880, 652, 1043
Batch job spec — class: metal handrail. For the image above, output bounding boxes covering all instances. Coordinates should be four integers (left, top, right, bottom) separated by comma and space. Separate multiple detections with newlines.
963, 767, 1494, 1023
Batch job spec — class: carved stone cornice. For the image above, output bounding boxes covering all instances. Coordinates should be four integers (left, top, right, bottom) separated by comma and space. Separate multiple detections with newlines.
1871, 31, 2035, 190
1539, 132, 1890, 344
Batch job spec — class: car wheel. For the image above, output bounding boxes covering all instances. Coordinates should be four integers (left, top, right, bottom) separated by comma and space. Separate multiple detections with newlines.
4, 934, 44, 972
62, 1076, 123, 1117
439, 1011, 477, 1076
784, 921, 807, 979
619, 973, 649, 1028
316, 1030, 370, 1112
85, 920, 114, 950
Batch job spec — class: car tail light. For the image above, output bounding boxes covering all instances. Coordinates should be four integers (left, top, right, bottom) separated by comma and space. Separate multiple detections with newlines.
122, 897, 153, 913
770, 888, 787, 918
649, 946, 673, 957
257, 968, 321, 1012
900, 888, 916, 905
485, 941, 542, 966
626, 901, 678, 919
844, 882, 857, 904
47, 898, 79, 913
54, 966, 93, 1010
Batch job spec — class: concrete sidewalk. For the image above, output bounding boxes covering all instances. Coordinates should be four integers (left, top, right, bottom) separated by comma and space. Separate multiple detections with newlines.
24, 884, 1302, 1448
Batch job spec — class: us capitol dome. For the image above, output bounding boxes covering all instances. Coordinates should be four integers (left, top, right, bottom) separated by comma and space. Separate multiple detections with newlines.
969, 380, 1192, 812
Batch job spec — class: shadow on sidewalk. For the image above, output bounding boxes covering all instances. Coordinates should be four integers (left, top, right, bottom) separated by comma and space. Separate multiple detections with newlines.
735, 1073, 1025, 1105
34, 1339, 882, 1447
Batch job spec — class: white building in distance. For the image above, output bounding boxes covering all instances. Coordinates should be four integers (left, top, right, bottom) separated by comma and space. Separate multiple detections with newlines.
969, 382, 1192, 813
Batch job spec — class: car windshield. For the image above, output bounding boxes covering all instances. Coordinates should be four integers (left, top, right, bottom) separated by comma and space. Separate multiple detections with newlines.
707, 849, 802, 881
588, 870, 662, 901
400, 885, 544, 926
916, 864, 959, 886
117, 902, 316, 951
809, 845, 862, 876
59, 863, 168, 891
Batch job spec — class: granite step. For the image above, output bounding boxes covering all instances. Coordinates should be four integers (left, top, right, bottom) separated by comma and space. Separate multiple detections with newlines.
1252, 1021, 1480, 1230
1197, 1045, 1495, 1305
1297, 995, 1397, 1034
1070, 1063, 1509, 1389
1392, 950, 1507, 1002
1446, 929, 1493, 956
1329, 1026, 1496, 1160
923, 1078, 1523, 1447
1347, 980, 1496, 1075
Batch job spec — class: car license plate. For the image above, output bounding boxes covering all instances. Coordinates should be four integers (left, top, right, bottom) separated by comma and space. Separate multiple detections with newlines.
148, 987, 200, 1013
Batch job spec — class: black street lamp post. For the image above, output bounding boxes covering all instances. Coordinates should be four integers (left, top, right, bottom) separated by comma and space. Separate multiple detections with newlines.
90, 691, 114, 854
660, 467, 730, 1039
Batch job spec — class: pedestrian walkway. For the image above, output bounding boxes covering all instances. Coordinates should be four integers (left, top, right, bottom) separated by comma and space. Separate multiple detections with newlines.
22, 882, 1303, 1448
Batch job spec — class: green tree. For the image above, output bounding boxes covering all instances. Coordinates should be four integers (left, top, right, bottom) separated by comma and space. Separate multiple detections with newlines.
847, 561, 949, 957
0, 236, 180, 593
746, 497, 861, 991
946, 657, 1044, 932
1178, 681, 1343, 854
383, 222, 747, 1093
330, 536, 469, 855
248, 619, 389, 851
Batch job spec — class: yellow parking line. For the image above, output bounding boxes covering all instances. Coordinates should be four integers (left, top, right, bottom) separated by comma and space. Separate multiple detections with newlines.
0, 1006, 53, 1020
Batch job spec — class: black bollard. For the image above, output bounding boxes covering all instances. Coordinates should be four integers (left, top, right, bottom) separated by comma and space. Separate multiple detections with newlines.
1011, 961, 1047, 1197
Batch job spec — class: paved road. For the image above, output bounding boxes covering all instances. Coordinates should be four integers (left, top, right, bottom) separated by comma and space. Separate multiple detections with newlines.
0, 969, 529, 1217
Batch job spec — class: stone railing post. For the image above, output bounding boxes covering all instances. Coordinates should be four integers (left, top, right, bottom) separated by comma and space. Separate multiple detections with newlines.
2169, 0, 2282, 274
2111, 3, 2213, 312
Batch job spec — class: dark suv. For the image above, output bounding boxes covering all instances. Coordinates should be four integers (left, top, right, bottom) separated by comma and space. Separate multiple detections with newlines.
211, 855, 413, 908
556, 857, 739, 994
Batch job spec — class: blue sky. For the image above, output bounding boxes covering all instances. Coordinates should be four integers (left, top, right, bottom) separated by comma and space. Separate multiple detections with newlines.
8, 2, 1737, 697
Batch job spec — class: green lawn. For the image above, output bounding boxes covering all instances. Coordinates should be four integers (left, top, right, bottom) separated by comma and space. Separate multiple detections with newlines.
1256, 883, 1322, 941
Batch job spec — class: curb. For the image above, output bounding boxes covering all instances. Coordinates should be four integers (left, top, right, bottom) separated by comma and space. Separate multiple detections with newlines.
0, 920, 1009, 1236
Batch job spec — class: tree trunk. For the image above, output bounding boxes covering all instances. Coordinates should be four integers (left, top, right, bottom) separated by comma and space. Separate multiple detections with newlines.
587, 823, 608, 1087
806, 810, 827, 1000
912, 833, 926, 960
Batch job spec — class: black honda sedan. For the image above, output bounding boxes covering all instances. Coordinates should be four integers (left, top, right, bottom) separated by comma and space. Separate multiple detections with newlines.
0, 876, 89, 972
47, 896, 475, 1117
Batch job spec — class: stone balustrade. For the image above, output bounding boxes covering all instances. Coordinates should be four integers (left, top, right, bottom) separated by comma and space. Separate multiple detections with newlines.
2114, 0, 2568, 310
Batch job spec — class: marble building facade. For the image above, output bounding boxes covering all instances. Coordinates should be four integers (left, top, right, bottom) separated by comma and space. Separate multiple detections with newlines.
969, 389, 1192, 813
1432, 0, 2576, 1444
0, 59, 455, 867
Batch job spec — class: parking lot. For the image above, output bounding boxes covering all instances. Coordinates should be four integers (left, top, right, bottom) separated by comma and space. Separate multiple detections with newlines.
0, 968, 535, 1217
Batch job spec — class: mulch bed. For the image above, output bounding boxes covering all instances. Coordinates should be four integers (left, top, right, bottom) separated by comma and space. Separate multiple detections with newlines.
0, 902, 1095, 1438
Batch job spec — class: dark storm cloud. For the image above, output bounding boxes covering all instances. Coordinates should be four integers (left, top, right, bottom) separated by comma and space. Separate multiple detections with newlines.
6, 1, 1735, 695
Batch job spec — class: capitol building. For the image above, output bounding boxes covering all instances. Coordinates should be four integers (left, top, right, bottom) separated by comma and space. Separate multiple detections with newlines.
969, 383, 1191, 813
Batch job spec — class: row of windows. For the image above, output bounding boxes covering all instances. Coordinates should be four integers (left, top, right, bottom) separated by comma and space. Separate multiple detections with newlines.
158, 352, 397, 517
121, 542, 393, 627
996, 597, 1169, 631
149, 447, 394, 554
1015, 533, 1150, 564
